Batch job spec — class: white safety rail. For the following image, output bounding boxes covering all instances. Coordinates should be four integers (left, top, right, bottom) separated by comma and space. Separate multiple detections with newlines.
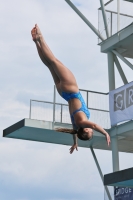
98, 0, 133, 42
29, 87, 110, 129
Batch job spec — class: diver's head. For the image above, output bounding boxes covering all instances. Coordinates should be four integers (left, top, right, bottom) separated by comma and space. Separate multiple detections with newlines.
77, 127, 93, 141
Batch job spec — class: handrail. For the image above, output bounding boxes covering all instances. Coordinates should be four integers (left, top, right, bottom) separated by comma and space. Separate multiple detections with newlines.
30, 100, 109, 113
30, 99, 68, 106
105, 9, 133, 19
80, 89, 109, 95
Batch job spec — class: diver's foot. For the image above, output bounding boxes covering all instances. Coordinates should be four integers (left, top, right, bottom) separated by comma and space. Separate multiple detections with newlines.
31, 27, 38, 42
35, 24, 43, 41
31, 24, 42, 42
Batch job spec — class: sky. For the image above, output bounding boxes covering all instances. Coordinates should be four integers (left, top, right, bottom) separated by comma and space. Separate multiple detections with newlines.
1, 0, 133, 199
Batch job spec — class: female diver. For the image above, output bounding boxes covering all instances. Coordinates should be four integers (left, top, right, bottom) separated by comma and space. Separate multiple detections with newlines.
31, 24, 111, 154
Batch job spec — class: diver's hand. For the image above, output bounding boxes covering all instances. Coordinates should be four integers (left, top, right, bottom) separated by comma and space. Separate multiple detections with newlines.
106, 133, 111, 146
69, 144, 78, 154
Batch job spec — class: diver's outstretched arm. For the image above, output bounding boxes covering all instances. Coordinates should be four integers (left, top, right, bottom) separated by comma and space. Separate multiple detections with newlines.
69, 134, 78, 154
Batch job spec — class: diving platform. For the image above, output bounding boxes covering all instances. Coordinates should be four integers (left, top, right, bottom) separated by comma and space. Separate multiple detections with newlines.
3, 118, 107, 149
3, 118, 133, 153
99, 23, 133, 59
104, 167, 133, 187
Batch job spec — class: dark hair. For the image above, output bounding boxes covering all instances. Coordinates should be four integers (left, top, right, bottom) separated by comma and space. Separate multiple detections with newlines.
77, 128, 91, 141
55, 127, 93, 141
55, 128, 77, 134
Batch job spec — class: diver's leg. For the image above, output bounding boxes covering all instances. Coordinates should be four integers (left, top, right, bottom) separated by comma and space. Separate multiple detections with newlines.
31, 25, 78, 92
35, 41, 60, 85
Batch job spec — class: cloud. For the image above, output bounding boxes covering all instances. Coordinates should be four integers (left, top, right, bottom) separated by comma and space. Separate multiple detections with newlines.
0, 139, 109, 200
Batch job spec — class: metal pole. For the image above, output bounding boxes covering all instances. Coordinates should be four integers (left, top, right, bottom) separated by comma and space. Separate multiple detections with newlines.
29, 99, 31, 119
108, 52, 119, 172
64, 0, 105, 41
99, 0, 110, 38
112, 50, 133, 70
117, 0, 120, 33
87, 91, 89, 108
114, 55, 128, 84
61, 104, 63, 123
111, 136, 120, 172
53, 85, 56, 129
90, 147, 112, 200
110, 12, 112, 36
108, 52, 115, 91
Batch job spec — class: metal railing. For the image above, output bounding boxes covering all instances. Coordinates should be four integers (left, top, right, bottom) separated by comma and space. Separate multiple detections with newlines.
98, 1, 133, 42
29, 86, 110, 129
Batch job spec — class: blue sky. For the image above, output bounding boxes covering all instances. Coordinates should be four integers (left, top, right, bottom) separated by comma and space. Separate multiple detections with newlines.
1, 0, 133, 199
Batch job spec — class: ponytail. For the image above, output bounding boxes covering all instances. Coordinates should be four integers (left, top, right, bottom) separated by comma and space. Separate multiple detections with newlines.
55, 128, 77, 134
55, 127, 93, 141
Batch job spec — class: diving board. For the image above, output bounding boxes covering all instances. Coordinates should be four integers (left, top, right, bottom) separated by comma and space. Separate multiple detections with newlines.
104, 167, 133, 187
3, 118, 106, 149
3, 118, 133, 152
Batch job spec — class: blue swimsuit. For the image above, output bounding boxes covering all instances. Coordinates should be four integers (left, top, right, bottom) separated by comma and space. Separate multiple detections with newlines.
62, 91, 90, 130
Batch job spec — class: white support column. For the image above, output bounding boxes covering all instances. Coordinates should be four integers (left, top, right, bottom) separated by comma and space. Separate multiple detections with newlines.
90, 147, 112, 200
117, 0, 120, 33
112, 50, 133, 70
64, 0, 105, 41
108, 52, 119, 172
110, 12, 113, 36
100, 0, 110, 38
108, 52, 115, 90
111, 135, 120, 172
114, 55, 128, 84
